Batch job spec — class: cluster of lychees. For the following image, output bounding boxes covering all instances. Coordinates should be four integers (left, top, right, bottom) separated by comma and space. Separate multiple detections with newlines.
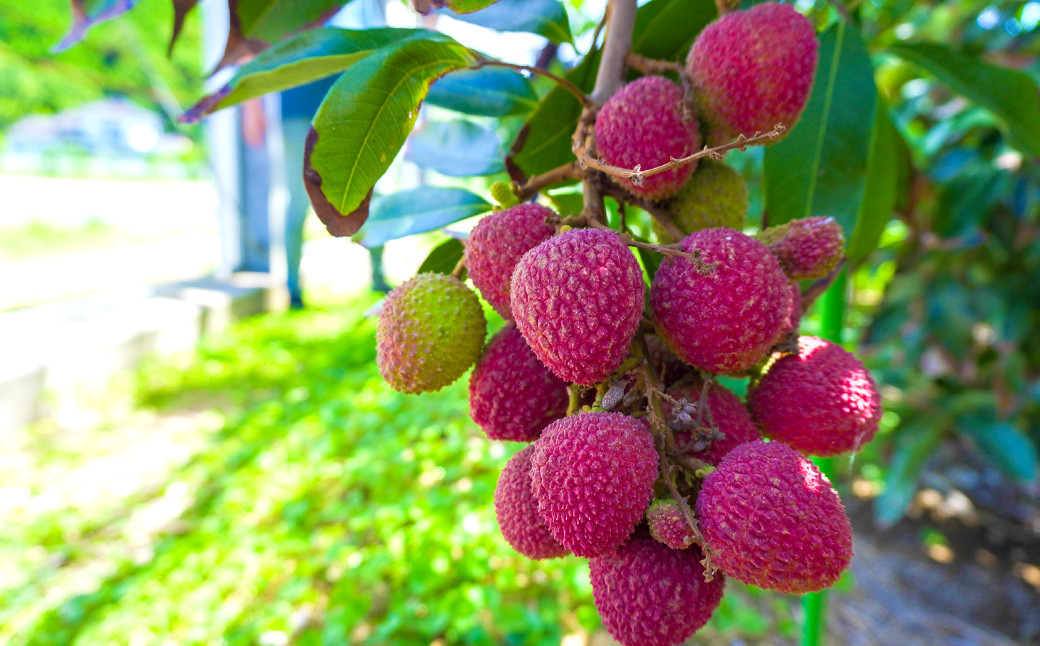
375, 4, 882, 645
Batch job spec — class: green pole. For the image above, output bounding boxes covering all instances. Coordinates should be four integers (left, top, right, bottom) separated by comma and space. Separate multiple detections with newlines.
800, 268, 846, 646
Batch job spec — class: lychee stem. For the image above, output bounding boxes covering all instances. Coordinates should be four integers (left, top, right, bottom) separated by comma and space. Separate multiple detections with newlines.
473, 59, 591, 108
623, 52, 682, 76
586, 220, 715, 269
514, 162, 582, 202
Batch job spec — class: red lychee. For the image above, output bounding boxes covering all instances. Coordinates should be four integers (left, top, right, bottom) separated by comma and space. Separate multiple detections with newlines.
511, 228, 644, 385
646, 500, 697, 550
468, 324, 569, 442
494, 445, 570, 560
530, 412, 657, 558
590, 530, 725, 646
748, 336, 881, 456
594, 76, 701, 200
650, 228, 791, 375
464, 203, 556, 319
760, 216, 846, 281
696, 440, 853, 594
377, 273, 486, 394
664, 379, 760, 466
686, 1, 818, 144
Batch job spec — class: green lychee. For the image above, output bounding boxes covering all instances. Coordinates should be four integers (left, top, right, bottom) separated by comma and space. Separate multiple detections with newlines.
653, 161, 749, 243
376, 273, 486, 394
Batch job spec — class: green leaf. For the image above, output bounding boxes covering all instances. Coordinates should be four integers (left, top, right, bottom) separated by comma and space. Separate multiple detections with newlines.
426, 67, 537, 116
933, 169, 1010, 238
446, 0, 500, 13
235, 0, 345, 43
958, 411, 1040, 484
631, 0, 716, 61
406, 120, 504, 177
309, 36, 477, 222
182, 28, 445, 121
876, 419, 945, 527
886, 42, 1040, 158
847, 100, 906, 264
417, 238, 466, 275
763, 22, 877, 236
441, 0, 573, 44
356, 188, 490, 248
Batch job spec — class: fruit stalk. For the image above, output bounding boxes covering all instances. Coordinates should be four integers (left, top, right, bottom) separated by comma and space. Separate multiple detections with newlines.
801, 267, 847, 646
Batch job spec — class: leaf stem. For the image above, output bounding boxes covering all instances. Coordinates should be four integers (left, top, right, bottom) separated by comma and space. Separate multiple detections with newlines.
473, 59, 591, 108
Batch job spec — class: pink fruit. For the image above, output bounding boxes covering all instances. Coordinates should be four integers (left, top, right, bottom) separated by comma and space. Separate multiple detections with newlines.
760, 216, 846, 281
748, 336, 881, 456
494, 445, 570, 560
646, 500, 697, 550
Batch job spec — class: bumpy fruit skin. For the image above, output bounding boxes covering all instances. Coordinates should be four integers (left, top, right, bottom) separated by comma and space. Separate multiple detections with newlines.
530, 413, 657, 557
653, 160, 749, 243
748, 336, 881, 456
377, 273, 486, 393
494, 445, 570, 560
646, 500, 697, 549
594, 76, 701, 200
696, 440, 853, 594
760, 216, 845, 281
469, 325, 569, 442
465, 203, 556, 319
686, 2, 818, 144
511, 228, 644, 385
650, 228, 791, 374
665, 379, 760, 465
590, 530, 725, 646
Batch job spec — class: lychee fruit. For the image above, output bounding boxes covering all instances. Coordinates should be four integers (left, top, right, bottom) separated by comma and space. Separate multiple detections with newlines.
784, 282, 803, 334
530, 412, 657, 557
464, 203, 556, 319
377, 273, 486, 393
650, 228, 791, 375
590, 529, 725, 646
511, 228, 644, 385
686, 1, 818, 144
469, 324, 569, 442
646, 500, 697, 550
494, 445, 570, 560
664, 379, 760, 466
594, 76, 701, 200
696, 440, 853, 594
653, 160, 749, 243
760, 216, 845, 281
748, 336, 881, 456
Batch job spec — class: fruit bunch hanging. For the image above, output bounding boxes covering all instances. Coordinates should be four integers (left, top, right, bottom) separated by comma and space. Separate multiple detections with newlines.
375, 3, 882, 644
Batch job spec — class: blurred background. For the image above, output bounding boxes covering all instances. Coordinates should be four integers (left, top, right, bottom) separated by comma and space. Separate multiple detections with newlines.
1, 0, 1038, 644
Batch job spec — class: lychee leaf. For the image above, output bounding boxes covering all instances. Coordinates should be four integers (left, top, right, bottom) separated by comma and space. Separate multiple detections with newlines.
406, 120, 504, 177
887, 42, 1040, 159
631, 0, 715, 62
309, 37, 477, 222
55, 0, 137, 52
763, 22, 877, 239
445, 0, 502, 13
182, 28, 445, 122
417, 238, 466, 276
234, 0, 344, 43
426, 67, 537, 117
847, 98, 906, 265
439, 0, 573, 45
355, 187, 490, 248
958, 410, 1040, 485
875, 418, 944, 527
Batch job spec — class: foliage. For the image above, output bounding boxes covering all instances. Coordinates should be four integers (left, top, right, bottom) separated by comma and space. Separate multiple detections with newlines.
0, 295, 795, 644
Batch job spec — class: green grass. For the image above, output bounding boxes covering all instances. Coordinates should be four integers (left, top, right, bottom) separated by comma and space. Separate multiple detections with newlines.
0, 218, 127, 258
0, 292, 796, 645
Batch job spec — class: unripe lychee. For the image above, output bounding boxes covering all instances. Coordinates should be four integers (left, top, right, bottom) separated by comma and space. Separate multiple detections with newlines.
646, 500, 697, 550
494, 445, 570, 560
469, 325, 569, 442
377, 273, 486, 393
650, 228, 791, 375
594, 76, 701, 200
760, 216, 845, 280
590, 530, 725, 646
686, 2, 818, 144
696, 440, 853, 594
530, 412, 657, 557
511, 228, 644, 385
653, 160, 749, 243
664, 379, 760, 466
465, 203, 556, 319
748, 336, 881, 456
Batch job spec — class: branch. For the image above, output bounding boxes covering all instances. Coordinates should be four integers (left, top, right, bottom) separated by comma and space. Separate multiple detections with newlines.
597, 178, 686, 240
575, 124, 787, 184
587, 220, 716, 271
515, 162, 583, 201
591, 0, 638, 106
474, 59, 591, 108
624, 52, 683, 76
